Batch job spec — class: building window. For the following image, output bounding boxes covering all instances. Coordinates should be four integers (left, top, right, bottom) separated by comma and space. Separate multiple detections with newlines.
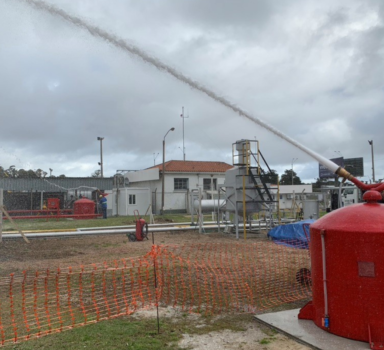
174, 178, 189, 190
129, 194, 136, 204
203, 178, 217, 190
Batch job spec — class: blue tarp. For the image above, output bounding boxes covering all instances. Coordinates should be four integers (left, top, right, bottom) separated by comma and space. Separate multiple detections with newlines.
267, 219, 315, 249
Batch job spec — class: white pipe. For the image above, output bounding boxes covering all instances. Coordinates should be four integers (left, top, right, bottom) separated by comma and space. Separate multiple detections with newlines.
338, 181, 343, 208
321, 231, 329, 319
77, 221, 220, 231
1, 221, 276, 240
193, 199, 226, 210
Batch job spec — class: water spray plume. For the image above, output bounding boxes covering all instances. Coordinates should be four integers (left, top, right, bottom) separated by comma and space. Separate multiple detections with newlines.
21, 0, 340, 175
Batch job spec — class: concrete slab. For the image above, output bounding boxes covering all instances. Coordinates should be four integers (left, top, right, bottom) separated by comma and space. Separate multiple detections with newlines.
255, 309, 370, 350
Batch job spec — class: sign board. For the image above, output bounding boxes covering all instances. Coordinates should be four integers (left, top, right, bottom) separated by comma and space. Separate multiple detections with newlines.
344, 157, 364, 177
319, 157, 344, 179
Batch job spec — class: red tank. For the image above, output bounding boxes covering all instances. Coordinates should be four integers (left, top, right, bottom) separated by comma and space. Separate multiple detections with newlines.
299, 190, 384, 348
73, 198, 96, 220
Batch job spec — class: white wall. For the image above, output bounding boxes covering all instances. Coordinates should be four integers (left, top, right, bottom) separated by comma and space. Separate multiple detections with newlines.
112, 187, 151, 216
126, 168, 159, 183
124, 169, 227, 213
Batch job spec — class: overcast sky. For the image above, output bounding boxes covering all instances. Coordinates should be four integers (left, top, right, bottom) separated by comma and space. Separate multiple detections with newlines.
0, 0, 383, 182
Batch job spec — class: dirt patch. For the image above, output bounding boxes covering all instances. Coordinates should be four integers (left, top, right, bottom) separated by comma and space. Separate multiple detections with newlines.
0, 231, 266, 275
179, 327, 310, 350
132, 307, 311, 350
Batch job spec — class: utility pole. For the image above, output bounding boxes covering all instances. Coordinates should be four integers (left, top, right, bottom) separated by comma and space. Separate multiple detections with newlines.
153, 153, 159, 166
181, 107, 189, 161
97, 137, 104, 178
291, 158, 298, 185
368, 140, 375, 182
161, 127, 175, 215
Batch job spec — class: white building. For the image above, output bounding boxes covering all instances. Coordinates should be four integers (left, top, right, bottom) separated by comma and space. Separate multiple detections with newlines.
124, 160, 233, 214
275, 184, 316, 210
110, 187, 151, 216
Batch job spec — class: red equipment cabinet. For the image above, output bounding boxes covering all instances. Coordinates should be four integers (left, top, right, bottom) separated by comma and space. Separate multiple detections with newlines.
73, 198, 96, 220
299, 190, 384, 349
47, 198, 60, 210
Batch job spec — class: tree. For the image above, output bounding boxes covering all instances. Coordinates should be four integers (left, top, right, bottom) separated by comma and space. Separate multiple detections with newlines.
91, 169, 101, 178
313, 177, 328, 191
27, 170, 38, 178
17, 169, 29, 178
5, 166, 17, 178
35, 169, 45, 178
262, 169, 279, 185
280, 169, 302, 185
0, 166, 60, 178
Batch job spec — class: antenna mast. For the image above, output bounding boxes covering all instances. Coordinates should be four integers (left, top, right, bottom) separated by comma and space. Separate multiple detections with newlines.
181, 106, 189, 161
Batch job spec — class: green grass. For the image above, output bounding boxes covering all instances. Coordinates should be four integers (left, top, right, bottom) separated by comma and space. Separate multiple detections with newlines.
6, 313, 253, 350
2, 214, 197, 232
8, 317, 180, 350
4, 209, 318, 233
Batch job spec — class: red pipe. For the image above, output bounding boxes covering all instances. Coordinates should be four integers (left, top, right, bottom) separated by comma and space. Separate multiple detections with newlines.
336, 167, 384, 193
349, 177, 384, 192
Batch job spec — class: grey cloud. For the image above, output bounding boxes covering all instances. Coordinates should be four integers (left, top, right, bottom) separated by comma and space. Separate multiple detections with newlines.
1, 0, 384, 181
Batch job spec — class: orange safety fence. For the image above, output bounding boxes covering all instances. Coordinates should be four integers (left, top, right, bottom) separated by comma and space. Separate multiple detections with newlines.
0, 241, 311, 346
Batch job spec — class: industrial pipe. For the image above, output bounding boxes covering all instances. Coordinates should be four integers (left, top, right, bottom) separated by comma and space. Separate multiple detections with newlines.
1, 221, 272, 240
336, 167, 384, 192
193, 199, 226, 210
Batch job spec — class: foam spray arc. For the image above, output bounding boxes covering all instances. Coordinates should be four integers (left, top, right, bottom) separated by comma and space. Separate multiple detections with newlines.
22, 0, 343, 177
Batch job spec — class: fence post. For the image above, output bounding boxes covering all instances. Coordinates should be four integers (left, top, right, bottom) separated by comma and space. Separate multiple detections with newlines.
198, 187, 203, 234
0, 188, 3, 242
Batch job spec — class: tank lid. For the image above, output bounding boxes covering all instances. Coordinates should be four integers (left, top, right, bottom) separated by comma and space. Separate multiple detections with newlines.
363, 190, 382, 203
74, 198, 94, 203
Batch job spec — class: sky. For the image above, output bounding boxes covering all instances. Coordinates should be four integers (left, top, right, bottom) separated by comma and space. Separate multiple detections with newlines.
0, 0, 383, 182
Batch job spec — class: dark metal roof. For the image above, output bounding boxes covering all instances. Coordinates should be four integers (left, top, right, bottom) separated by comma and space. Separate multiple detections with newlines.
0, 178, 114, 192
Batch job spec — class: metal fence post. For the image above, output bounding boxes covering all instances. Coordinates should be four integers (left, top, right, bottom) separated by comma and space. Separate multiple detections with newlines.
0, 188, 3, 242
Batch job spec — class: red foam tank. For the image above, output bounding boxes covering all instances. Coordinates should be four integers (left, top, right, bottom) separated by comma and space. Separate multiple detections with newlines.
299, 190, 384, 348
73, 198, 95, 220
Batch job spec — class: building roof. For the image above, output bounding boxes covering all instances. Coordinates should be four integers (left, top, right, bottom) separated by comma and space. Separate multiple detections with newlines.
0, 177, 114, 192
149, 160, 233, 173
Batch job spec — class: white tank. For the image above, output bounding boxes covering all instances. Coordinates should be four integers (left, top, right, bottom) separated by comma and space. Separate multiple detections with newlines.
224, 167, 263, 215
302, 200, 319, 220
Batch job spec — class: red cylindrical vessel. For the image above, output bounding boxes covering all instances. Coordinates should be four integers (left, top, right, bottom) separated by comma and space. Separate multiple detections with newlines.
299, 192, 384, 346
135, 218, 146, 241
73, 198, 96, 220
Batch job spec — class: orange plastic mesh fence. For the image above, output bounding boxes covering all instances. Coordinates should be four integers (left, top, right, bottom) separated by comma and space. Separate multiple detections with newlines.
0, 241, 311, 346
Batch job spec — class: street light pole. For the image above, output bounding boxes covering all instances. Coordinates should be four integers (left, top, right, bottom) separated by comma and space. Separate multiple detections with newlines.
291, 158, 298, 185
161, 127, 175, 215
368, 140, 375, 182
97, 137, 104, 178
